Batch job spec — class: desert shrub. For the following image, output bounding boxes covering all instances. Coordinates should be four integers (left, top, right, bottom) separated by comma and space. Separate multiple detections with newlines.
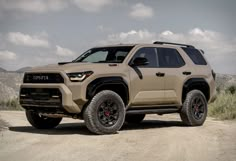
216, 86, 221, 93
208, 93, 236, 120
225, 85, 236, 95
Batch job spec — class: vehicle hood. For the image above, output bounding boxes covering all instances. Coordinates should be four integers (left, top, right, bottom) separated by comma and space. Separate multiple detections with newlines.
28, 62, 122, 73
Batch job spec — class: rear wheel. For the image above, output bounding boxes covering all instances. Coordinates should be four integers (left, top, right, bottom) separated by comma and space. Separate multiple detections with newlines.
26, 110, 62, 129
125, 114, 145, 124
83, 90, 125, 135
180, 90, 207, 126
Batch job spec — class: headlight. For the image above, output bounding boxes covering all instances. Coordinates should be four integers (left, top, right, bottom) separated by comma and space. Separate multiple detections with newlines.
67, 71, 93, 82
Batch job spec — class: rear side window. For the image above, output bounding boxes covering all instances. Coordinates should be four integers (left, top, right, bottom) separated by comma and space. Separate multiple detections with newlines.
182, 48, 207, 65
157, 48, 185, 68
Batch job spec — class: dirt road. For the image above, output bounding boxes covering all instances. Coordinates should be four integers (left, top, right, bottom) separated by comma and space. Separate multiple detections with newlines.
0, 111, 235, 161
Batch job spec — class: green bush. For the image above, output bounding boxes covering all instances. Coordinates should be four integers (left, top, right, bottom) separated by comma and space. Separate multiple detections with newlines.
216, 86, 221, 93
208, 93, 236, 120
226, 85, 236, 95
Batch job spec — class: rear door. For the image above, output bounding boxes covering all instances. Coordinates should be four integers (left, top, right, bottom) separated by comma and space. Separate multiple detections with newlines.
156, 47, 192, 105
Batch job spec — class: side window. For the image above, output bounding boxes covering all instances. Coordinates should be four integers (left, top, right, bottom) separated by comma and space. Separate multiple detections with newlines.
115, 51, 127, 62
182, 48, 207, 65
131, 47, 158, 68
157, 48, 185, 68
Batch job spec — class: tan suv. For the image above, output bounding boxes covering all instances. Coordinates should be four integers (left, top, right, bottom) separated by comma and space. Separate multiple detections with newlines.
20, 41, 217, 134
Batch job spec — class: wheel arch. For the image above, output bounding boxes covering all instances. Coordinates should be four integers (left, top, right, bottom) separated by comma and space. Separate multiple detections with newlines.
182, 78, 210, 103
86, 77, 129, 106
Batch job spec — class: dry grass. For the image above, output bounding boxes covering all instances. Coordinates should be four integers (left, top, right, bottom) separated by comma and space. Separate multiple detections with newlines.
0, 98, 23, 111
208, 92, 236, 120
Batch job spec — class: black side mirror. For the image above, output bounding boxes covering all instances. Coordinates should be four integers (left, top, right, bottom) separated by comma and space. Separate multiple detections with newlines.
132, 57, 149, 66
58, 62, 71, 65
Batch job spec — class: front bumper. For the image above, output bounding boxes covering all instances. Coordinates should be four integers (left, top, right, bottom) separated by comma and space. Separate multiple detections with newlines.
20, 83, 82, 113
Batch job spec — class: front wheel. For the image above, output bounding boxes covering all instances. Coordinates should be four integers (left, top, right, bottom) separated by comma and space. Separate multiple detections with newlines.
26, 110, 62, 129
83, 90, 125, 135
180, 90, 207, 126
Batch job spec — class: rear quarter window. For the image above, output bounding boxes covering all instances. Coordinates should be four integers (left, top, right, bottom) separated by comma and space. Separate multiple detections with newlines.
157, 48, 185, 68
182, 48, 207, 65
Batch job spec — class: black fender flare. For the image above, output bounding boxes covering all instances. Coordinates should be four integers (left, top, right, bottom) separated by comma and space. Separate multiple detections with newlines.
86, 77, 129, 102
182, 78, 210, 101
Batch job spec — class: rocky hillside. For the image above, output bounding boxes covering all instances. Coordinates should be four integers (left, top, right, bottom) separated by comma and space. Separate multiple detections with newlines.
0, 66, 32, 102
216, 74, 236, 90
0, 71, 235, 102
16, 67, 32, 73
0, 72, 23, 102
0, 67, 7, 72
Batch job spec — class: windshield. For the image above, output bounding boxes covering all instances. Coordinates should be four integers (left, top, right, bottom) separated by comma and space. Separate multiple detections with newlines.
74, 46, 134, 63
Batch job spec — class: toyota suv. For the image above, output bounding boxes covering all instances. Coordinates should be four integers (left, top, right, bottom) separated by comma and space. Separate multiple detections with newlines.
20, 41, 217, 134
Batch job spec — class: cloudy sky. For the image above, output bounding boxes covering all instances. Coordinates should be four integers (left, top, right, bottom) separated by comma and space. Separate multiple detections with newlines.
0, 0, 235, 74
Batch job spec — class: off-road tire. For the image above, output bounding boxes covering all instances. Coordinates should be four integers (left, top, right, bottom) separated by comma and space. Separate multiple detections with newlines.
26, 110, 62, 129
125, 114, 145, 124
180, 90, 207, 126
83, 90, 125, 135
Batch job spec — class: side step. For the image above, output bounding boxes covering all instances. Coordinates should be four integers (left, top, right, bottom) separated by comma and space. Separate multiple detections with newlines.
126, 106, 180, 115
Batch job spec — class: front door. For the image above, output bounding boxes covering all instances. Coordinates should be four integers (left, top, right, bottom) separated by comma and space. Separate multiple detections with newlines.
129, 47, 165, 106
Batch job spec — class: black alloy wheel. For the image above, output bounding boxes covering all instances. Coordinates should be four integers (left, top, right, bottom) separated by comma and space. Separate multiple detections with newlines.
97, 99, 119, 127
180, 90, 208, 126
191, 96, 205, 120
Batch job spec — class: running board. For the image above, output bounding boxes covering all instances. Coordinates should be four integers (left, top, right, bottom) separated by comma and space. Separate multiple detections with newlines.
126, 107, 180, 115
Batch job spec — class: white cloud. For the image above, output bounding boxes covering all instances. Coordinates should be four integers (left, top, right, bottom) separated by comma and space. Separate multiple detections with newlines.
129, 3, 154, 20
0, 50, 17, 61
7, 32, 50, 48
102, 28, 236, 55
102, 29, 156, 44
72, 0, 112, 12
56, 45, 76, 57
0, 0, 114, 15
101, 28, 236, 74
158, 28, 236, 54
0, 0, 68, 14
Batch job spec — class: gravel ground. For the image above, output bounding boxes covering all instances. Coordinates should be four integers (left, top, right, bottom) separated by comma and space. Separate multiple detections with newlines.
0, 111, 236, 161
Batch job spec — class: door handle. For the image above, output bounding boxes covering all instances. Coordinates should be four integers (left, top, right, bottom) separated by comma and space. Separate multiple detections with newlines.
183, 71, 191, 75
156, 72, 165, 77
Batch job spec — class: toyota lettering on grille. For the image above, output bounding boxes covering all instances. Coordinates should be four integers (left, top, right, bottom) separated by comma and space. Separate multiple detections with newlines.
32, 75, 49, 81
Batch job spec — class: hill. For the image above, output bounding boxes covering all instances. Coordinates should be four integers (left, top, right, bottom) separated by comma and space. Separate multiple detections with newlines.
16, 67, 32, 73
216, 74, 236, 90
0, 72, 23, 102
0, 67, 7, 72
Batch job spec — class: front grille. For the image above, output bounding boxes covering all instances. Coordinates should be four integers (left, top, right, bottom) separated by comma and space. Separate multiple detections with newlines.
23, 73, 64, 83
20, 88, 62, 108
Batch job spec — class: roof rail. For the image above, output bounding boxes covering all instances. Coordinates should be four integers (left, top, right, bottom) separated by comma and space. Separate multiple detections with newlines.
153, 41, 195, 48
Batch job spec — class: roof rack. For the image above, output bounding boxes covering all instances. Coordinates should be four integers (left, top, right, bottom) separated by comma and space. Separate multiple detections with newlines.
153, 41, 195, 48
